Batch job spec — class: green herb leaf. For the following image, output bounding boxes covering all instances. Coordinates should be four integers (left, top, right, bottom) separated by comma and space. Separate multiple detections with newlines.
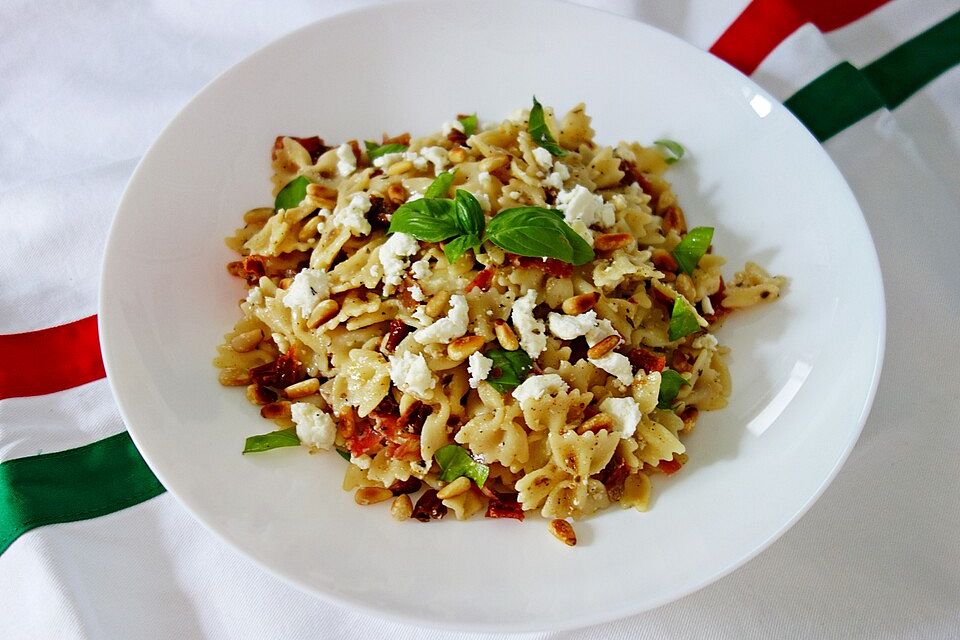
274, 176, 310, 211
453, 189, 485, 237
458, 113, 478, 137
444, 234, 480, 264
668, 296, 702, 341
434, 444, 489, 487
484, 207, 594, 265
528, 96, 566, 157
486, 348, 534, 393
336, 448, 351, 461
242, 427, 300, 454
365, 141, 408, 162
671, 226, 714, 275
655, 139, 685, 164
657, 369, 689, 409
424, 170, 457, 199
388, 198, 461, 242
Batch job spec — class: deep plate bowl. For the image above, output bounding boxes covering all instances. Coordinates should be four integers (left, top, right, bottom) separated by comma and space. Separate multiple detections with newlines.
99, 0, 885, 632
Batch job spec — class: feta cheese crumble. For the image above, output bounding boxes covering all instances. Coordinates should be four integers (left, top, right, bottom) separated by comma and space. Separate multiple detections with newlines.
411, 306, 433, 327
410, 284, 426, 302
512, 374, 569, 411
599, 397, 643, 438
245, 286, 264, 307
531, 146, 554, 171
547, 310, 598, 340
335, 143, 357, 177
333, 192, 372, 236
388, 351, 436, 399
590, 351, 634, 385
410, 258, 432, 280
291, 403, 337, 451
420, 146, 449, 176
511, 290, 546, 359
378, 232, 419, 295
413, 294, 469, 344
692, 334, 719, 350
556, 185, 616, 245
467, 351, 494, 389
442, 120, 465, 137
282, 268, 329, 317
543, 162, 570, 190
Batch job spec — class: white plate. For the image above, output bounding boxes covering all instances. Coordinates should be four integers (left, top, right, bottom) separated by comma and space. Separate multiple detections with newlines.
99, 0, 885, 632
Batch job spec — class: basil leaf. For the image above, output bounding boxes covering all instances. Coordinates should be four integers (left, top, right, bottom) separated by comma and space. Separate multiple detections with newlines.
528, 96, 566, 157
657, 369, 689, 409
336, 448, 351, 461
458, 113, 478, 137
443, 234, 480, 264
485, 207, 594, 265
453, 189, 485, 237
672, 226, 714, 275
434, 444, 489, 487
242, 427, 300, 454
655, 139, 685, 164
274, 176, 310, 211
424, 170, 456, 199
388, 198, 461, 242
668, 296, 701, 341
486, 348, 533, 393
365, 141, 408, 162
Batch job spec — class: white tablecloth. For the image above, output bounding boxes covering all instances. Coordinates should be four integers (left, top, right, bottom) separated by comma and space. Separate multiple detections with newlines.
2, 1, 959, 637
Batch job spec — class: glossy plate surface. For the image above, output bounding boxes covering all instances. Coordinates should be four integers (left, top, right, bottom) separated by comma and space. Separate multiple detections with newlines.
100, 0, 885, 632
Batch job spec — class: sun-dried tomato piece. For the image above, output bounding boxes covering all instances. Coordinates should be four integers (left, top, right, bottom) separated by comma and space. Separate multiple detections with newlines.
485, 493, 525, 521
626, 348, 666, 374
398, 400, 431, 436
337, 408, 382, 457
507, 254, 574, 278
466, 267, 496, 292
227, 255, 267, 284
412, 489, 447, 522
382, 132, 411, 146
383, 319, 412, 353
657, 457, 683, 475
619, 159, 660, 211
389, 477, 423, 496
446, 128, 468, 145
671, 349, 694, 373
248, 349, 301, 388
703, 277, 732, 324
272, 136, 330, 163
366, 194, 398, 231
596, 454, 630, 501
543, 187, 558, 206
385, 434, 421, 461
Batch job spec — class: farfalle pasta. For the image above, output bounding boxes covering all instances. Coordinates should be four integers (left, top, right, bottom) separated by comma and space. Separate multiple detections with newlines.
215, 99, 785, 545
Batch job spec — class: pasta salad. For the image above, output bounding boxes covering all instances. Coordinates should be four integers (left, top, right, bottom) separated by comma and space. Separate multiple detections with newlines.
214, 98, 785, 545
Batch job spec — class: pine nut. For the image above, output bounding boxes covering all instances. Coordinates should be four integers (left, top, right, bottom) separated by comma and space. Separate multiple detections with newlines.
260, 401, 291, 420
218, 367, 251, 386
311, 196, 337, 211
578, 412, 614, 433
385, 182, 408, 205
447, 335, 485, 361
675, 273, 696, 301
306, 183, 338, 199
284, 378, 319, 399
494, 320, 520, 351
307, 299, 339, 329
424, 290, 450, 318
245, 384, 277, 406
594, 233, 633, 251
562, 292, 600, 315
587, 334, 620, 359
386, 160, 414, 176
355, 487, 393, 505
278, 277, 293, 290
448, 146, 468, 164
391, 494, 413, 520
436, 477, 471, 500
243, 207, 274, 224
230, 328, 263, 353
478, 155, 510, 172
298, 215, 322, 241
549, 519, 577, 546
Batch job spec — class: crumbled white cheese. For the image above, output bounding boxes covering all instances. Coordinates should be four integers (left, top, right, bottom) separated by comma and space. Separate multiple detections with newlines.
414, 294, 469, 344
410, 258, 432, 281
245, 286, 264, 306
372, 151, 404, 169
692, 333, 719, 350
420, 146, 449, 176
291, 403, 337, 451
411, 306, 433, 326
599, 397, 643, 439
543, 162, 570, 190
442, 120, 465, 136
350, 454, 372, 470
410, 284, 426, 302
388, 351, 436, 399
379, 232, 419, 295
477, 171, 494, 188
585, 318, 617, 347
467, 351, 494, 389
282, 268, 330, 317
335, 143, 356, 177
511, 289, 546, 359
701, 294, 715, 316
271, 332, 291, 353
507, 190, 522, 200
547, 310, 598, 340
531, 146, 554, 171
589, 352, 634, 385
333, 192, 372, 236
557, 184, 616, 231
512, 374, 569, 410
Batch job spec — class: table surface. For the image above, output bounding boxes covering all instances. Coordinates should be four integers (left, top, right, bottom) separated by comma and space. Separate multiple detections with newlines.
2, 1, 958, 638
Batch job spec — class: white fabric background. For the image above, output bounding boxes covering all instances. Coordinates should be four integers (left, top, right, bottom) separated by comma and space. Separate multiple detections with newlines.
2, 1, 959, 638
